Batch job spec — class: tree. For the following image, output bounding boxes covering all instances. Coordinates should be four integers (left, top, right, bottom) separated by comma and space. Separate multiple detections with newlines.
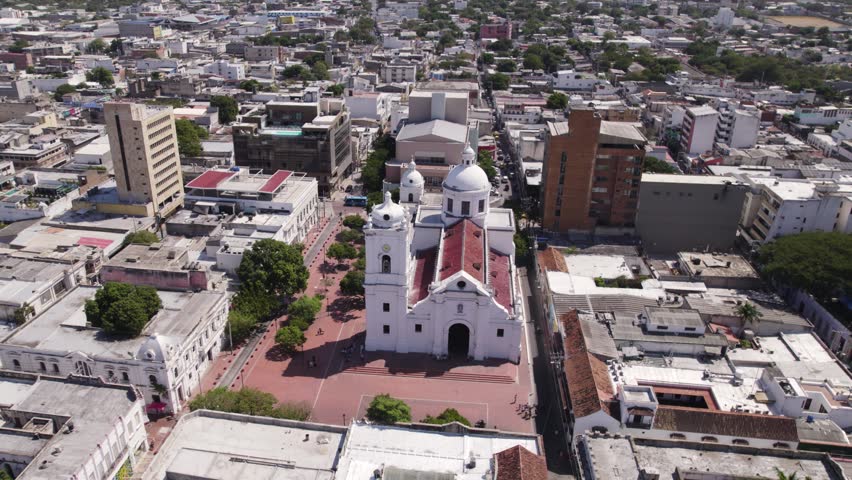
735, 303, 763, 330
190, 387, 310, 420
488, 72, 510, 90
337, 228, 364, 244
421, 408, 471, 426
523, 54, 544, 70
757, 232, 852, 303
287, 295, 322, 328
108, 38, 123, 55
175, 119, 206, 157
311, 61, 329, 80
87, 38, 107, 54
340, 270, 365, 296
275, 325, 306, 354
642, 157, 678, 174
366, 394, 412, 424
8, 39, 29, 53
477, 150, 497, 181
342, 215, 366, 229
12, 302, 34, 325
327, 242, 358, 263
327, 84, 345, 96
239, 79, 262, 93
53, 83, 76, 101
227, 309, 257, 345
480, 53, 495, 65
85, 66, 114, 87
210, 95, 238, 124
237, 239, 309, 298
496, 60, 516, 72
123, 230, 159, 246
84, 282, 162, 338
546, 92, 568, 110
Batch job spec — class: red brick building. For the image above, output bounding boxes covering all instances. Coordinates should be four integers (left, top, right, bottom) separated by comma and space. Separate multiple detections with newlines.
541, 108, 647, 233
480, 22, 512, 40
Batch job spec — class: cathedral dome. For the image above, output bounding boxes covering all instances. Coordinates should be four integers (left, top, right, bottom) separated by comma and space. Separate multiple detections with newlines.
370, 191, 406, 228
444, 146, 489, 193
401, 160, 424, 187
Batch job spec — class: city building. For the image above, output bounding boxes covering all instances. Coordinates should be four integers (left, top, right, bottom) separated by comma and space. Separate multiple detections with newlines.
100, 242, 211, 291
103, 102, 184, 217
232, 102, 352, 196
0, 286, 230, 414
203, 59, 246, 81
541, 109, 647, 233
364, 146, 523, 362
480, 22, 512, 40
0, 253, 86, 324
637, 174, 749, 253
713, 6, 735, 29
794, 105, 852, 126
680, 105, 720, 155
0, 371, 149, 480
712, 99, 760, 149
380, 61, 417, 83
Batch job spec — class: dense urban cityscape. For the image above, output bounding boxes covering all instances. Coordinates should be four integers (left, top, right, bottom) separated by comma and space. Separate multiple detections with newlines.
0, 0, 850, 478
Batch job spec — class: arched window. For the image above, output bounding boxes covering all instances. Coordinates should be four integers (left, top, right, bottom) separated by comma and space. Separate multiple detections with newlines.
149, 375, 158, 386
701, 436, 718, 443
457, 304, 464, 314
773, 442, 791, 449
732, 439, 749, 446
381, 255, 391, 274
408, 193, 414, 202
39, 362, 46, 371
122, 371, 129, 381
669, 433, 686, 440
12, 359, 20, 369
52, 364, 59, 373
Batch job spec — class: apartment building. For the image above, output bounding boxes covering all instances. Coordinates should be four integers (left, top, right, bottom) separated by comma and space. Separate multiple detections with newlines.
380, 61, 417, 83
104, 102, 184, 216
739, 176, 852, 244
794, 105, 852, 126
232, 102, 352, 196
712, 99, 760, 149
203, 59, 246, 81
680, 105, 719, 155
480, 22, 512, 40
541, 108, 647, 233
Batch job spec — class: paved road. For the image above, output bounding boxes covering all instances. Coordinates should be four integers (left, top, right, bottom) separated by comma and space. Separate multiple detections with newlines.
218, 213, 340, 390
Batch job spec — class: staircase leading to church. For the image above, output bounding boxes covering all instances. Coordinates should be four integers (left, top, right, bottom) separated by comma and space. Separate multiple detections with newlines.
341, 365, 515, 384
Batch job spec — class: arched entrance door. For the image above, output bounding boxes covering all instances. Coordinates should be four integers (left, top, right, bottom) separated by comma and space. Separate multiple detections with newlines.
448, 323, 470, 358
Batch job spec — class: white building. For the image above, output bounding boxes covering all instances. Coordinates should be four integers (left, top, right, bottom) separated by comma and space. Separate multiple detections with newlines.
0, 286, 230, 414
553, 70, 618, 95
364, 146, 523, 362
739, 176, 852, 244
680, 105, 719, 155
380, 62, 417, 83
0, 371, 149, 480
344, 91, 396, 129
794, 105, 852, 126
712, 98, 760, 149
713, 7, 735, 29
203, 59, 246, 81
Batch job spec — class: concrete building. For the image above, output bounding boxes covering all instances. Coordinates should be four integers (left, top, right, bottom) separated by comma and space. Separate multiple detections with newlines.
0, 254, 85, 324
680, 105, 719, 155
117, 20, 163, 39
0, 137, 66, 169
794, 105, 852, 126
0, 286, 230, 414
712, 99, 760, 149
637, 174, 749, 253
541, 109, 647, 233
100, 243, 211, 291
232, 102, 352, 196
364, 146, 523, 362
0, 371, 149, 480
713, 6, 735, 28
380, 61, 417, 83
104, 102, 184, 217
739, 176, 852, 244
203, 59, 246, 81
480, 22, 512, 40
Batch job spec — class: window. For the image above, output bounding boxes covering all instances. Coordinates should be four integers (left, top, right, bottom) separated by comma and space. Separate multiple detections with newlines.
497, 329, 504, 337
149, 375, 157, 386
383, 303, 390, 312
701, 436, 718, 443
381, 255, 391, 274
53, 364, 59, 373
461, 201, 470, 215
732, 439, 749, 446
804, 398, 813, 410
39, 362, 46, 371
415, 324, 422, 332
592, 187, 607, 193
122, 371, 129, 381
555, 209, 561, 217
457, 304, 464, 314
478, 199, 485, 212
408, 193, 413, 202
447, 198, 454, 213
669, 433, 686, 440
12, 359, 20, 369
383, 325, 390, 334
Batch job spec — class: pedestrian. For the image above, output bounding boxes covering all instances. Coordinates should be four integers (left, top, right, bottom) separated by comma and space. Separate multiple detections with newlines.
311, 355, 317, 368
511, 394, 517, 404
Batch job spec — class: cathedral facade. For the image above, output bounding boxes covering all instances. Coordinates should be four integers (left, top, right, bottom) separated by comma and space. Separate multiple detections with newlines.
364, 146, 524, 363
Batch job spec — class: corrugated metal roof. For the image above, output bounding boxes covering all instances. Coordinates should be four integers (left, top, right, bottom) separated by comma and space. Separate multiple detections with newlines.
396, 119, 467, 143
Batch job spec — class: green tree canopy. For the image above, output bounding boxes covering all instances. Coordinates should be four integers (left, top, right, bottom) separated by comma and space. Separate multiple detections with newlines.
239, 79, 262, 93
642, 157, 678, 174
189, 387, 310, 420
758, 232, 852, 302
287, 295, 323, 328
210, 95, 238, 124
340, 270, 365, 296
488, 72, 510, 90
87, 38, 107, 54
174, 119, 206, 157
86, 67, 114, 87
84, 282, 162, 338
123, 230, 159, 246
477, 150, 498, 181
496, 60, 516, 72
275, 325, 307, 354
237, 239, 309, 298
327, 84, 345, 96
342, 215, 366, 229
421, 408, 471, 426
337, 228, 364, 244
366, 394, 412, 424
53, 84, 76, 101
227, 309, 257, 345
546, 92, 568, 110
8, 39, 29, 53
327, 242, 358, 263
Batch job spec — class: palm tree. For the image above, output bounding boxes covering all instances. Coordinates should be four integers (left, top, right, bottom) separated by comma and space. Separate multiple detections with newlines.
735, 302, 763, 331
13, 302, 34, 325
775, 467, 812, 480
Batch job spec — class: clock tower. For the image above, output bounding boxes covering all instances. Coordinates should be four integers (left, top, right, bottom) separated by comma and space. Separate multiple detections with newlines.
364, 192, 414, 352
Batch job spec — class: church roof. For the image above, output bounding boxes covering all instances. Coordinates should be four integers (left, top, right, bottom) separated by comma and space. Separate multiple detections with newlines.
410, 247, 438, 305
439, 219, 485, 283
488, 249, 513, 314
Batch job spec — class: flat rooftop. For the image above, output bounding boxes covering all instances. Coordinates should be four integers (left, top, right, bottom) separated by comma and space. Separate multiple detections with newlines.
642, 173, 746, 185
678, 252, 760, 279
143, 410, 346, 480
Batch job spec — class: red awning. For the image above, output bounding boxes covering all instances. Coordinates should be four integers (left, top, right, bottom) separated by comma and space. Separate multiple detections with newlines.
146, 402, 167, 412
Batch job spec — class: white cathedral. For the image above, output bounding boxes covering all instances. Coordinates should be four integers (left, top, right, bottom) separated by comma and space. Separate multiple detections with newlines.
364, 145, 523, 363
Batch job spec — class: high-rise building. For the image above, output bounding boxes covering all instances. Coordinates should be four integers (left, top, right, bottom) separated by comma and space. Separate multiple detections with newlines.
680, 105, 719, 155
104, 102, 184, 216
541, 108, 647, 233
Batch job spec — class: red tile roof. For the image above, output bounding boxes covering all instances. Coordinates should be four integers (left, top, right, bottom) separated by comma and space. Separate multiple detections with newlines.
439, 220, 485, 283
653, 406, 799, 442
537, 247, 568, 273
258, 170, 292, 193
410, 247, 438, 305
494, 445, 548, 480
562, 310, 617, 418
185, 170, 235, 189
488, 249, 513, 313
77, 237, 114, 249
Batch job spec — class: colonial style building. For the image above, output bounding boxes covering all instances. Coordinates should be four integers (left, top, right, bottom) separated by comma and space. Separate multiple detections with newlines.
364, 146, 523, 362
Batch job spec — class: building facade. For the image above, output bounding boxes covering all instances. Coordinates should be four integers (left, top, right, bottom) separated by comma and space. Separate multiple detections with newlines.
680, 105, 719, 155
104, 102, 184, 216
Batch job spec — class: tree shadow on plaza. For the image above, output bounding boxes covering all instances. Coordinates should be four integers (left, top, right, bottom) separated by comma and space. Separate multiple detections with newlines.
327, 297, 364, 322
280, 331, 366, 379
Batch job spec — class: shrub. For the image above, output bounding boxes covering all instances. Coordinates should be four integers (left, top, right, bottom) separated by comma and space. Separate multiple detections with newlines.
275, 325, 306, 354
421, 408, 471, 426
366, 394, 411, 424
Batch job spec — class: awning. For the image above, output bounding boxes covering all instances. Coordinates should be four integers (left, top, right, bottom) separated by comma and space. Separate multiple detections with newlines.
146, 401, 167, 412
